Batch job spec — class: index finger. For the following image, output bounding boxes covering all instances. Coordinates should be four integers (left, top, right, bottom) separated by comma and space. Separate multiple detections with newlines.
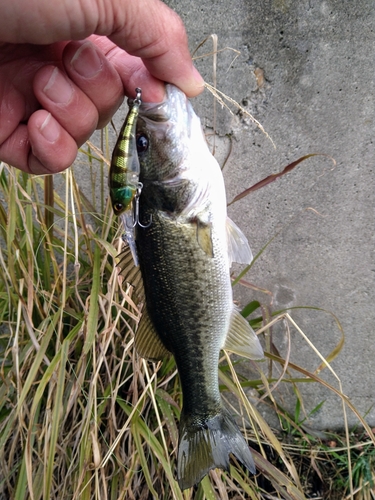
108, 0, 204, 100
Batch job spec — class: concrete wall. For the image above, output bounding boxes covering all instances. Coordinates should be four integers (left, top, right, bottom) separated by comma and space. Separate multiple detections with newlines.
82, 0, 374, 430
160, 0, 375, 429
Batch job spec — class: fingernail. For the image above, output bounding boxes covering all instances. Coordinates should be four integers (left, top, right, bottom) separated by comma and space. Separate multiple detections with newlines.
182, 66, 205, 97
39, 113, 60, 142
192, 66, 205, 87
71, 42, 102, 78
43, 67, 73, 104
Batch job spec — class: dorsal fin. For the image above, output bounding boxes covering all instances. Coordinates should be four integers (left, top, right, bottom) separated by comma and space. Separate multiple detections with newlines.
135, 308, 170, 361
117, 244, 169, 360
223, 308, 264, 359
117, 244, 136, 277
226, 217, 253, 266
117, 245, 145, 301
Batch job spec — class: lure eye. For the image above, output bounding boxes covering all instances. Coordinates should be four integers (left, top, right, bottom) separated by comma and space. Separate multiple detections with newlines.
136, 134, 149, 153
114, 202, 123, 213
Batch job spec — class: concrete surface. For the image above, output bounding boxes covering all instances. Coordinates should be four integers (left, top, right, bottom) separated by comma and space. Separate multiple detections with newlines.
83, 0, 374, 430
164, 0, 375, 430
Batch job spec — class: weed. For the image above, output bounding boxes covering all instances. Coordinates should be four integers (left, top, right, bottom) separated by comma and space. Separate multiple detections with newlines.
0, 54, 373, 496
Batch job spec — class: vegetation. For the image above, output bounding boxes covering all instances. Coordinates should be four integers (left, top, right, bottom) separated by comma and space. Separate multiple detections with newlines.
0, 130, 373, 498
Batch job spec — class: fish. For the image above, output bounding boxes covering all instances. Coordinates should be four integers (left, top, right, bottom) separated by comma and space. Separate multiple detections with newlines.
116, 84, 264, 490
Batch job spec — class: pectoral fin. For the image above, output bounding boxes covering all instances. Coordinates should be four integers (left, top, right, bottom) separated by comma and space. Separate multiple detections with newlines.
196, 220, 214, 257
135, 308, 170, 361
226, 217, 253, 266
223, 308, 264, 360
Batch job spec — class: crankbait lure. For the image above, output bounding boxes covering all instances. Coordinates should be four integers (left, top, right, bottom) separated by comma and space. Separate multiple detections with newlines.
109, 88, 145, 266
109, 87, 142, 216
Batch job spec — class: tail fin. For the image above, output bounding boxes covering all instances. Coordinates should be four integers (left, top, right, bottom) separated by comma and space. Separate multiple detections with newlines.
177, 407, 255, 490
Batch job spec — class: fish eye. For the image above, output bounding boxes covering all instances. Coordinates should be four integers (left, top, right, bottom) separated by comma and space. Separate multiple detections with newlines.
136, 134, 149, 153
114, 202, 123, 213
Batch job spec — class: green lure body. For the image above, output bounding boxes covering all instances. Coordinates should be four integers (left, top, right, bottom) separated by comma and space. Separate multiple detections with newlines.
109, 88, 142, 216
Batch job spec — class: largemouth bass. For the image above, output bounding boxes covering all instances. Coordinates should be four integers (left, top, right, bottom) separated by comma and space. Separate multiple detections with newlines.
117, 85, 264, 490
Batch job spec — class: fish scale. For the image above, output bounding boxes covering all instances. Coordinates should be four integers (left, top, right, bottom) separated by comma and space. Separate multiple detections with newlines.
136, 212, 227, 416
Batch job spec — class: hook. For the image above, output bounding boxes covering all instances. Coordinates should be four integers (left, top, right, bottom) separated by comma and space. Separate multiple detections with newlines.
132, 182, 152, 228
134, 87, 142, 106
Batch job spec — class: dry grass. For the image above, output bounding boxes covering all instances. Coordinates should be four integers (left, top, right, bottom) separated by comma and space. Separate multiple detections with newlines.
0, 72, 374, 498
0, 156, 306, 499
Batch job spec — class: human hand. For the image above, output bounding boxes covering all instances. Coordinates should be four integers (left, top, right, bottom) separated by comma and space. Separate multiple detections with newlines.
0, 0, 204, 174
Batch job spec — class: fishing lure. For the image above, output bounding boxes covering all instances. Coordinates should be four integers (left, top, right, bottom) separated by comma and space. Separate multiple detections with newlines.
109, 87, 142, 216
109, 88, 149, 266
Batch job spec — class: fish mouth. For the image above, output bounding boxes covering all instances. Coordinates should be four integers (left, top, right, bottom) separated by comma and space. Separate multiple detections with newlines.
133, 84, 195, 138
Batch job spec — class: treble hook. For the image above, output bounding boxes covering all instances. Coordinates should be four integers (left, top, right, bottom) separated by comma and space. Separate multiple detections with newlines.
132, 182, 152, 228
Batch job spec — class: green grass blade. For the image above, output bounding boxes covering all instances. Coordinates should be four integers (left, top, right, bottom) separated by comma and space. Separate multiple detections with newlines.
14, 400, 42, 500
156, 389, 179, 449
200, 475, 217, 499
83, 243, 101, 355
241, 300, 261, 318
135, 414, 183, 499
132, 419, 159, 498
17, 313, 60, 411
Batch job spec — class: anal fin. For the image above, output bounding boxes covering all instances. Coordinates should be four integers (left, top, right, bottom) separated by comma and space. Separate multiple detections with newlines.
223, 308, 264, 359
